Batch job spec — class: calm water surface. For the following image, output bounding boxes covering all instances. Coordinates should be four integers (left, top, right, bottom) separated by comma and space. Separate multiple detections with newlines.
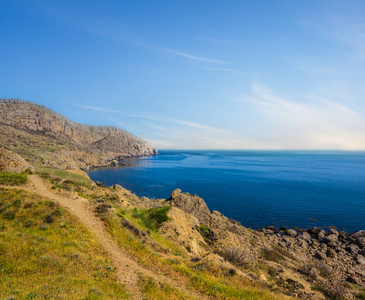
88, 150, 365, 232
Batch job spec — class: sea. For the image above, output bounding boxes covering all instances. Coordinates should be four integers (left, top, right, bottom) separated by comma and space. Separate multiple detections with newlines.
87, 150, 365, 233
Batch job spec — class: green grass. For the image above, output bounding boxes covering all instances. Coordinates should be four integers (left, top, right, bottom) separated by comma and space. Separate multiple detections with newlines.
131, 206, 170, 231
0, 172, 28, 185
0, 187, 129, 299
138, 275, 193, 300
37, 167, 93, 188
103, 209, 291, 300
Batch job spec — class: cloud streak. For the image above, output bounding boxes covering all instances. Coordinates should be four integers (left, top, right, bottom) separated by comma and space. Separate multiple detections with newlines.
131, 114, 269, 149
246, 83, 365, 150
64, 102, 124, 114
163, 49, 227, 64
33, 1, 228, 65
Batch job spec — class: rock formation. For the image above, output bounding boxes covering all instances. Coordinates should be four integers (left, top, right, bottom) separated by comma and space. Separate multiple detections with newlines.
0, 148, 35, 173
0, 99, 157, 169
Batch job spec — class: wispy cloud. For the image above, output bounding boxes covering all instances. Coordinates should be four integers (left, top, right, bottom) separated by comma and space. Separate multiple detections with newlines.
200, 66, 244, 74
163, 49, 227, 64
131, 114, 269, 149
245, 83, 365, 150
198, 37, 240, 44
64, 102, 124, 114
33, 1, 228, 65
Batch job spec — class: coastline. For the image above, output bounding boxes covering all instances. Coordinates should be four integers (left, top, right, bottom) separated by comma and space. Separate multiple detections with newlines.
87, 150, 365, 233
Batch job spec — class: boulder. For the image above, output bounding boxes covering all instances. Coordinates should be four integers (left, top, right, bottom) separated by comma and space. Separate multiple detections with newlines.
308, 227, 322, 235
0, 148, 34, 173
308, 227, 325, 239
170, 189, 182, 199
95, 181, 106, 187
167, 190, 211, 224
315, 252, 326, 260
326, 248, 337, 258
328, 228, 339, 236
266, 225, 276, 231
356, 254, 365, 265
301, 232, 311, 240
285, 229, 298, 237
321, 234, 339, 244
356, 237, 365, 249
113, 184, 124, 190
346, 244, 360, 255
262, 228, 275, 235
349, 230, 365, 240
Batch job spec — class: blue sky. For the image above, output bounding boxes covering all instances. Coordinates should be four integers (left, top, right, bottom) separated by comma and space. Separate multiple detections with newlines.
1, 0, 365, 150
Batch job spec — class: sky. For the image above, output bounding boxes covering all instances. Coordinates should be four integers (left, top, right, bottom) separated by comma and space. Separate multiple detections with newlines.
1, 0, 365, 150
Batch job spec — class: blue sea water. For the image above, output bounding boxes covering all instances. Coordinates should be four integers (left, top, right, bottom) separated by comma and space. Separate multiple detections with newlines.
88, 150, 365, 233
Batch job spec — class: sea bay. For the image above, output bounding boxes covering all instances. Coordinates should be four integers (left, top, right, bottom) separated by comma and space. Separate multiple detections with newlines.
88, 150, 365, 233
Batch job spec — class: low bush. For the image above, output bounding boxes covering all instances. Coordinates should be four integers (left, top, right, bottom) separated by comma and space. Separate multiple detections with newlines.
131, 206, 170, 231
196, 224, 217, 243
218, 247, 250, 266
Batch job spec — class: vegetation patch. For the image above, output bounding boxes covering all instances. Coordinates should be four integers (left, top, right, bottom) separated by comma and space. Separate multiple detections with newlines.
37, 167, 93, 188
218, 247, 250, 266
0, 187, 129, 299
196, 224, 217, 243
131, 206, 170, 231
105, 208, 289, 300
0, 172, 27, 185
138, 275, 190, 300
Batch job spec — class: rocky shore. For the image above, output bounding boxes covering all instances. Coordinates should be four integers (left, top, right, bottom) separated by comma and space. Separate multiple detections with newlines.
259, 225, 365, 286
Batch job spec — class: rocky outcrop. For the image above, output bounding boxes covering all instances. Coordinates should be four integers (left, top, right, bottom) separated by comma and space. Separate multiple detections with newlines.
0, 99, 157, 169
260, 225, 365, 289
167, 189, 211, 224
0, 148, 35, 173
166, 189, 258, 265
164, 188, 365, 298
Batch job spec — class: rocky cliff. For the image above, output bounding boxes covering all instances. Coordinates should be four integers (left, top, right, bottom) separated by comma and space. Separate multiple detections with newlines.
0, 99, 157, 169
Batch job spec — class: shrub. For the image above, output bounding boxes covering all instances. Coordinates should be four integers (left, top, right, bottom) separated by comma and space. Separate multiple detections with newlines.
218, 247, 250, 266
44, 214, 54, 223
196, 224, 217, 243
261, 249, 284, 263
12, 199, 22, 207
95, 204, 112, 214
3, 210, 16, 220
312, 281, 348, 300
131, 206, 170, 231
121, 218, 141, 236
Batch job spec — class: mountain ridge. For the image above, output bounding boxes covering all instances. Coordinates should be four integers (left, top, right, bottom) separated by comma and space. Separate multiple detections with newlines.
0, 98, 157, 169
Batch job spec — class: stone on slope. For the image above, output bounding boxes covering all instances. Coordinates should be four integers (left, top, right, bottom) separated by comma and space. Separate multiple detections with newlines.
0, 148, 34, 173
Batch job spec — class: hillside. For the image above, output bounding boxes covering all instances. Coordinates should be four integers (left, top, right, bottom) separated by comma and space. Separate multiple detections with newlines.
1, 162, 365, 299
0, 99, 157, 169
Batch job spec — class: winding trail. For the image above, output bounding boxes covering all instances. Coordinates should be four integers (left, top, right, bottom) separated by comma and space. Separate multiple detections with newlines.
23, 175, 206, 300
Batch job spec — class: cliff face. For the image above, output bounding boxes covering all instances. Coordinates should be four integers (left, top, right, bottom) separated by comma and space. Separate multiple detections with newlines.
0, 99, 157, 169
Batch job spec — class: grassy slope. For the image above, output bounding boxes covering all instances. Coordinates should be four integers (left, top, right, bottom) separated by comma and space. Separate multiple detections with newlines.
0, 186, 129, 300
0, 170, 294, 299
105, 208, 291, 300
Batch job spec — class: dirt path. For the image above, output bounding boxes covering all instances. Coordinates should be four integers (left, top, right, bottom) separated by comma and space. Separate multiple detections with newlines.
25, 175, 206, 300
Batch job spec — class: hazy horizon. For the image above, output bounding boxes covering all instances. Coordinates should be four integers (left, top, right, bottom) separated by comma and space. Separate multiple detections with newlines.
1, 1, 365, 150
